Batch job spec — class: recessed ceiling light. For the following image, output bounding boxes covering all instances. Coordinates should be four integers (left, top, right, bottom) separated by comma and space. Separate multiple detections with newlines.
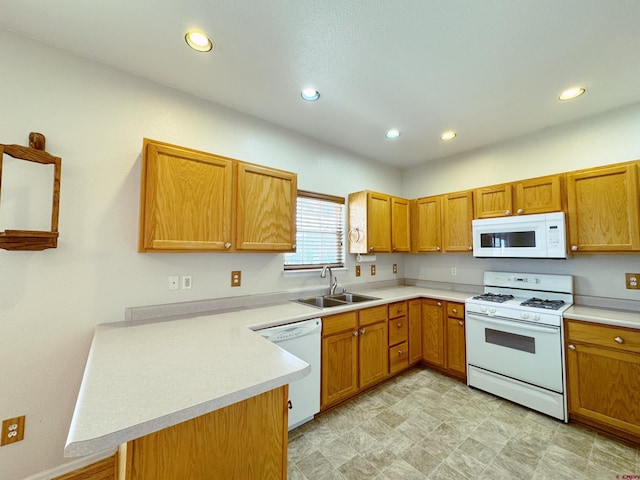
559, 87, 585, 101
301, 88, 320, 101
385, 129, 400, 139
440, 131, 457, 140
185, 30, 213, 52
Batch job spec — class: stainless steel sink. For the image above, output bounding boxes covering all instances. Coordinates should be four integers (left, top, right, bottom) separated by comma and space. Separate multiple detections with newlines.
293, 292, 380, 308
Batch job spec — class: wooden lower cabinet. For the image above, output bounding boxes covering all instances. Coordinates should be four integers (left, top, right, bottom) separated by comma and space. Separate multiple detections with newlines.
565, 319, 640, 442
408, 299, 423, 364
53, 456, 118, 480
122, 386, 288, 480
421, 299, 466, 380
321, 307, 388, 409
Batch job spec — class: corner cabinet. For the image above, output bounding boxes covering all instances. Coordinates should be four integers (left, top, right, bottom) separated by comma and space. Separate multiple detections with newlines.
565, 319, 640, 442
566, 161, 640, 252
138, 139, 296, 253
421, 299, 466, 380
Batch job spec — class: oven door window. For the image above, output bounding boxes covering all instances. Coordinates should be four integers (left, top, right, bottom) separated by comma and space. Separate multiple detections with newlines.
485, 328, 535, 354
480, 231, 536, 248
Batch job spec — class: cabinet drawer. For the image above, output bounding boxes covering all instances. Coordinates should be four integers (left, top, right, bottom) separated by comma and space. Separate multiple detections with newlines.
323, 312, 357, 336
447, 302, 464, 319
566, 320, 640, 354
389, 342, 409, 374
388, 301, 407, 319
359, 305, 387, 326
389, 316, 408, 346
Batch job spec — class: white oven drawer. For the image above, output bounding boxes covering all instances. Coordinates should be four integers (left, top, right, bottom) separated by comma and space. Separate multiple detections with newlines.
466, 313, 563, 392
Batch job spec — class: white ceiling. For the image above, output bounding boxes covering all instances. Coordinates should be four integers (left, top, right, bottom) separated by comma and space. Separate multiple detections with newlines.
2, 1, 640, 168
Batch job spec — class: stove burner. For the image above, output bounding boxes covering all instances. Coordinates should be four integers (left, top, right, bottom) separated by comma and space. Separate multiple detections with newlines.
472, 293, 514, 303
520, 298, 566, 310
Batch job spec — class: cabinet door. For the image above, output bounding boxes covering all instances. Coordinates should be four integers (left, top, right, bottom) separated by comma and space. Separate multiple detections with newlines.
408, 299, 422, 364
411, 196, 442, 252
514, 174, 563, 215
367, 192, 391, 253
566, 162, 640, 252
474, 184, 513, 219
566, 342, 640, 437
359, 321, 388, 389
321, 330, 359, 408
139, 140, 233, 252
446, 316, 466, 378
421, 299, 445, 367
391, 197, 411, 252
235, 163, 297, 251
442, 191, 473, 252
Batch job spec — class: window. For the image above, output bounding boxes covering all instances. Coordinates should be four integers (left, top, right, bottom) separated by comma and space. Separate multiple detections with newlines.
284, 190, 345, 270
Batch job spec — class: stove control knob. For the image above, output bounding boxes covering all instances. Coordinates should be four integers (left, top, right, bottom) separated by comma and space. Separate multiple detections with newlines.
521, 312, 530, 319
532, 314, 540, 321
489, 307, 496, 314
480, 306, 487, 313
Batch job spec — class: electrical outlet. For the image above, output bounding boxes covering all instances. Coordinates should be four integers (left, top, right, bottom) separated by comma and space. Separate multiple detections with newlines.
625, 273, 640, 289
1, 416, 25, 446
393, 264, 397, 274
182, 276, 192, 289
451, 267, 457, 276
168, 275, 179, 291
371, 265, 376, 276
231, 271, 241, 287
355, 265, 361, 277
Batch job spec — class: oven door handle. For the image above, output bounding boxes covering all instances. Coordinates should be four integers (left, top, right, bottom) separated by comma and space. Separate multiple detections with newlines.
467, 313, 559, 334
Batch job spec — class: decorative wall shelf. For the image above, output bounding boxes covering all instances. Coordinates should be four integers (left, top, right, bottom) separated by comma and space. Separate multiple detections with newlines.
0, 132, 61, 251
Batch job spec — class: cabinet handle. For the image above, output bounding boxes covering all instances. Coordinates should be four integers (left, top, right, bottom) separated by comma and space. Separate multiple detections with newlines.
517, 208, 524, 214
369, 247, 374, 252
435, 246, 441, 251
468, 246, 473, 251
397, 307, 402, 313
452, 308, 458, 314
224, 242, 231, 249
360, 328, 366, 335
437, 302, 442, 306
392, 247, 397, 252
571, 245, 578, 252
458, 321, 464, 326
288, 400, 292, 410
292, 244, 296, 250
568, 344, 576, 350
398, 350, 404, 356
614, 336, 624, 344
397, 322, 402, 328
505, 209, 511, 215
353, 330, 359, 337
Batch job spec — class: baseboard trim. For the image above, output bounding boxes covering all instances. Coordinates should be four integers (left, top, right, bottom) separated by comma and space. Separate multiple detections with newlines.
22, 449, 116, 480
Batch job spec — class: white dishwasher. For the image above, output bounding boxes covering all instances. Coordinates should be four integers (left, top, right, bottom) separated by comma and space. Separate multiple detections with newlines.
257, 318, 322, 430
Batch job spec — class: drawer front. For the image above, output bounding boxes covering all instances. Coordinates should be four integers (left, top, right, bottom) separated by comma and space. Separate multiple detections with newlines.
389, 341, 409, 374
447, 302, 464, 319
388, 301, 408, 319
359, 305, 387, 326
389, 316, 408, 346
322, 311, 357, 336
566, 319, 640, 354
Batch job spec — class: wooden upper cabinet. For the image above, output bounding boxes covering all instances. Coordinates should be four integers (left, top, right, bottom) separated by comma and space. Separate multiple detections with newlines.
442, 190, 473, 252
411, 196, 442, 252
139, 139, 297, 253
391, 196, 411, 252
474, 174, 563, 219
235, 162, 297, 251
474, 183, 513, 219
367, 192, 391, 252
139, 139, 233, 252
348, 190, 401, 254
566, 162, 640, 252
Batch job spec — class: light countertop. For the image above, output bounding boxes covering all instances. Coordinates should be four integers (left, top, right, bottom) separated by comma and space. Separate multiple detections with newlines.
64, 285, 636, 457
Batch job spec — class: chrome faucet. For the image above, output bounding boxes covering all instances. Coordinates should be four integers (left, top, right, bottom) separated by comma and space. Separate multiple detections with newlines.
320, 265, 338, 295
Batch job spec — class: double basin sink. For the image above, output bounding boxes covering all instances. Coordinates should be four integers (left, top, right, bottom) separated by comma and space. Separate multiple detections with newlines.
294, 292, 380, 309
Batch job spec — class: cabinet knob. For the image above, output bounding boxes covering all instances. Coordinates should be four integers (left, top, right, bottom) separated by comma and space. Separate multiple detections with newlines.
505, 209, 511, 215
369, 247, 374, 252
437, 302, 442, 306
292, 244, 296, 250
458, 320, 464, 326
614, 336, 624, 344
468, 246, 473, 251
398, 350, 404, 356
397, 322, 402, 328
571, 245, 578, 252
360, 328, 366, 335
353, 330, 359, 337
435, 246, 441, 251
452, 308, 458, 314
224, 242, 232, 249
392, 247, 397, 252
517, 208, 524, 214
568, 344, 576, 350
397, 307, 402, 313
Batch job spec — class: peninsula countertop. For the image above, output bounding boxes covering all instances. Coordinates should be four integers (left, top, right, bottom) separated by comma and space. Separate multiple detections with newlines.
64, 284, 638, 457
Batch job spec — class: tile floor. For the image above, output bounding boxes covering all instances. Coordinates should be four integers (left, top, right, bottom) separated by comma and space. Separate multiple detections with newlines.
287, 367, 640, 479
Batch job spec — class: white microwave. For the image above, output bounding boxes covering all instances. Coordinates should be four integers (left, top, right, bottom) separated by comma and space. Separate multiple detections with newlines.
472, 212, 567, 259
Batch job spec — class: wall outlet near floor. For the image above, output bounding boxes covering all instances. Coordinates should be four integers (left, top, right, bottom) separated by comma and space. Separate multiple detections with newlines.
393, 264, 398, 274
231, 271, 242, 287
182, 276, 192, 289
168, 275, 179, 291
625, 273, 640, 289
371, 265, 376, 276
1, 416, 25, 446
355, 265, 361, 277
